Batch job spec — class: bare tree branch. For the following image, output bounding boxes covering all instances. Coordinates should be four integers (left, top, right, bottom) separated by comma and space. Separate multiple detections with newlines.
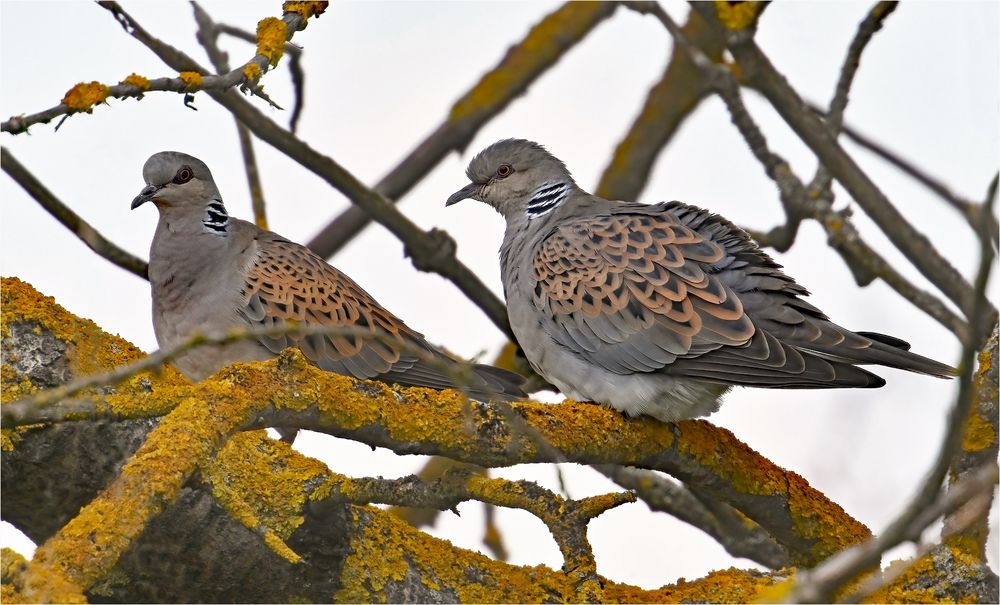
305, 2, 619, 258
95, 2, 517, 340
595, 8, 725, 202
783, 177, 998, 604
193, 2, 269, 229
624, 2, 971, 343
1, 147, 148, 280
690, 1, 994, 326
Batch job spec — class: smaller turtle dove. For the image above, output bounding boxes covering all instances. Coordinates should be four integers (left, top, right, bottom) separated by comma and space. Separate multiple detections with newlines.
132, 151, 526, 426
446, 139, 953, 422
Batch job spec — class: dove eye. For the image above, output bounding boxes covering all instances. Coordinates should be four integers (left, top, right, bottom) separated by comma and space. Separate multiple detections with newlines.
173, 166, 194, 184
496, 164, 514, 179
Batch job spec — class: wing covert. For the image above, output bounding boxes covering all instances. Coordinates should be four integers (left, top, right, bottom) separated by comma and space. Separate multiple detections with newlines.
531, 212, 756, 375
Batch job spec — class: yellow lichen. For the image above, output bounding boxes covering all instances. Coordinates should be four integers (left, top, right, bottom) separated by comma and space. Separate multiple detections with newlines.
178, 71, 203, 89
282, 1, 328, 20
714, 1, 765, 30
256, 17, 288, 67
449, 3, 614, 122
865, 546, 987, 603
121, 73, 149, 90
242, 62, 262, 82
60, 81, 110, 112
961, 412, 996, 452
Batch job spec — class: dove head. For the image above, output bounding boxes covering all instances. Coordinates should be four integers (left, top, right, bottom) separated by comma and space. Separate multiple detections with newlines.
131, 151, 221, 211
446, 139, 576, 220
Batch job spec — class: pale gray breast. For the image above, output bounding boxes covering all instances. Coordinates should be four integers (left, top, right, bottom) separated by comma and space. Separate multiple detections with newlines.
149, 221, 267, 380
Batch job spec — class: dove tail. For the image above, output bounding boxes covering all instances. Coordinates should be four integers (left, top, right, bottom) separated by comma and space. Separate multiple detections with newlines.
849, 331, 956, 378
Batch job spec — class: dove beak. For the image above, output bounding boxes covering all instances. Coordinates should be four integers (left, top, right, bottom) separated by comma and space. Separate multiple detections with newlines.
445, 182, 481, 207
131, 184, 163, 209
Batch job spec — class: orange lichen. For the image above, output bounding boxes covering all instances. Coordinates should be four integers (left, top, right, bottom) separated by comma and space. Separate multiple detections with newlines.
178, 71, 203, 89
60, 81, 109, 112
242, 62, 262, 82
256, 17, 288, 67
282, 1, 328, 20
714, 0, 764, 30
121, 73, 149, 90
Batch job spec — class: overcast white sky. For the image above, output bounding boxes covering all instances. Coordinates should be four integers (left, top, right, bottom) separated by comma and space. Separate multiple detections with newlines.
2, 0, 998, 590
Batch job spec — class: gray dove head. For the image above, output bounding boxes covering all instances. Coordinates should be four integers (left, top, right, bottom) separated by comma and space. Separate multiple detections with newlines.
446, 139, 576, 219
131, 151, 221, 210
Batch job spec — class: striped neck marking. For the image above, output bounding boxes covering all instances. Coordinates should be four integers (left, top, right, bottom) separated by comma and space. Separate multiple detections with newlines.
203, 199, 230, 233
527, 182, 568, 218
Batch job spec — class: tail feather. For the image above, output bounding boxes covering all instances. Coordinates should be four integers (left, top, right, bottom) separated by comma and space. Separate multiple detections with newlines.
799, 331, 955, 379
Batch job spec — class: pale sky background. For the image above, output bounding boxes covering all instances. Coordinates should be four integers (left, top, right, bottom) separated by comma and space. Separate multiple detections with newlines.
2, 0, 998, 591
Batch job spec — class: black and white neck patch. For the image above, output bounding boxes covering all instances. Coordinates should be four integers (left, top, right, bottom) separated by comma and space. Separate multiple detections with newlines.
527, 182, 568, 218
203, 199, 230, 233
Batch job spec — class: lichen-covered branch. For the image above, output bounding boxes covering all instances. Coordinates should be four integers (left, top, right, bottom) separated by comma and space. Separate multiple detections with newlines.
596, 8, 725, 202
313, 465, 635, 600
3, 276, 804, 602
1, 0, 325, 134
305, 1, 619, 258
2, 276, 869, 571
1, 147, 149, 280
945, 325, 999, 559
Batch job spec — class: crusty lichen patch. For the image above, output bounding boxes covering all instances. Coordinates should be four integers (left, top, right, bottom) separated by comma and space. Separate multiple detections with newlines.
121, 73, 149, 90
256, 17, 288, 67
714, 0, 764, 30
178, 71, 203, 89
61, 81, 109, 112
866, 545, 996, 603
1, 277, 189, 427
282, 1, 328, 20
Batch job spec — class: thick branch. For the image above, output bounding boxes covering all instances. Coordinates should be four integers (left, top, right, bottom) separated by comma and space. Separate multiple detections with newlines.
2, 276, 869, 569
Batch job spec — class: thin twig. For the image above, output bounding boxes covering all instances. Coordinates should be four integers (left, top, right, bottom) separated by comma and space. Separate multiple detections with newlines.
809, 2, 897, 222
304, 2, 619, 258
98, 2, 516, 340
210, 20, 307, 133
784, 163, 998, 604
192, 2, 269, 229
1, 147, 148, 280
628, 2, 971, 344
807, 99, 1000, 246
691, 2, 991, 323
